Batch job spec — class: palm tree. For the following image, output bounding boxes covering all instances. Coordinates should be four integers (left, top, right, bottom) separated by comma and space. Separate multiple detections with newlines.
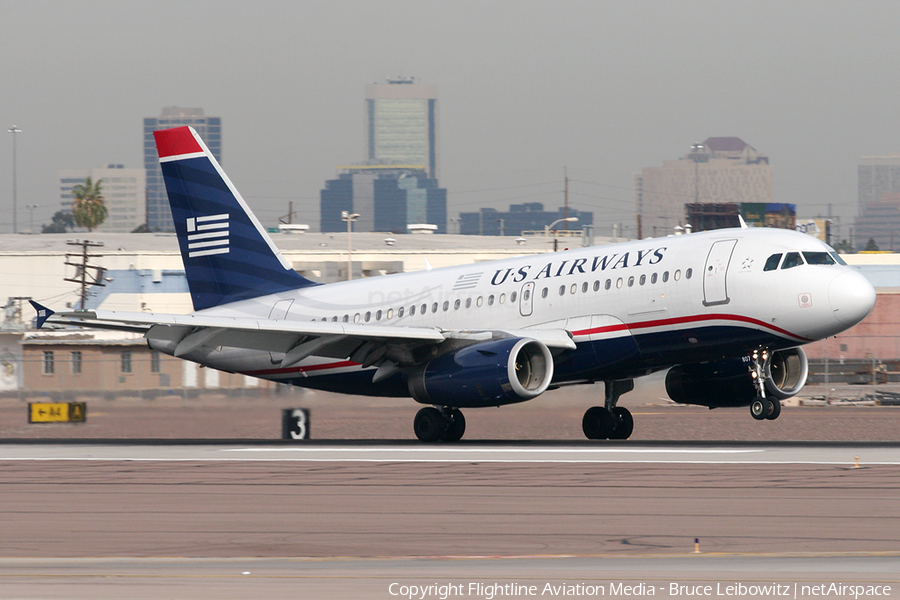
71, 177, 107, 232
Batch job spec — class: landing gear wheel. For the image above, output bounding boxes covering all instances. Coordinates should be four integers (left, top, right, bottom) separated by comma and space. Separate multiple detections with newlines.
609, 406, 634, 440
750, 397, 770, 421
414, 407, 447, 442
583, 406, 616, 440
440, 409, 466, 442
765, 398, 781, 420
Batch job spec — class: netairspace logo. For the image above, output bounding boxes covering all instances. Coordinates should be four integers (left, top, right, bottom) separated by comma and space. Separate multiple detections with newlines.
186, 214, 229, 258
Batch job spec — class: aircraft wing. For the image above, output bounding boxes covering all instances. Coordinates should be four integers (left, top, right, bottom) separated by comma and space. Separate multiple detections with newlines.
30, 301, 574, 370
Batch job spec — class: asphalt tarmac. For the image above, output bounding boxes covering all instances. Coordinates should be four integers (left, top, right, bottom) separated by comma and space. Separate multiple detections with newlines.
2, 442, 900, 599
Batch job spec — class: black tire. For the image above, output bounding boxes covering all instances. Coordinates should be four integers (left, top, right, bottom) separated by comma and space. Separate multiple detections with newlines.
609, 406, 634, 440
750, 397, 768, 421
440, 409, 466, 442
414, 407, 447, 442
765, 398, 781, 420
583, 406, 615, 440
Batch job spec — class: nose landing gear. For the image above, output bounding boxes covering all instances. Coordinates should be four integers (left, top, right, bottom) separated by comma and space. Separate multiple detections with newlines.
749, 349, 781, 421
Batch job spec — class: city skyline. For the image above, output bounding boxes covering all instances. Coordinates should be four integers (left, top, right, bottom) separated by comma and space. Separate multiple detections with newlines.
2, 1, 899, 238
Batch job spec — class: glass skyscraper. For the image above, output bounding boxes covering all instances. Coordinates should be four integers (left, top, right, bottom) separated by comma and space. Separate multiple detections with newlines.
143, 107, 221, 231
365, 77, 438, 178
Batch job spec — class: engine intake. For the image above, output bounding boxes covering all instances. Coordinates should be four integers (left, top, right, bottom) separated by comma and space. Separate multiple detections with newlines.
408, 337, 554, 407
665, 347, 808, 408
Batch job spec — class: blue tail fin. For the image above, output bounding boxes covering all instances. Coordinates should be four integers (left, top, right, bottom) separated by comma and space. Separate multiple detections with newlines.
154, 126, 315, 311
29, 300, 54, 329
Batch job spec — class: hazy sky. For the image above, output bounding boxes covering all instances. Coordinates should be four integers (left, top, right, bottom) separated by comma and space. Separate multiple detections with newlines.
2, 0, 899, 240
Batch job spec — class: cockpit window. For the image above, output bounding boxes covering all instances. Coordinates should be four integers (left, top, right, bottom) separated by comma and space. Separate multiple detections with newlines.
803, 252, 836, 265
830, 252, 847, 265
763, 253, 782, 271
781, 252, 804, 269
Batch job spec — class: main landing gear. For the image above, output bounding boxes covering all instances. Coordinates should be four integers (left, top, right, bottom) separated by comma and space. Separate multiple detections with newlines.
414, 406, 466, 442
748, 349, 781, 421
583, 379, 635, 440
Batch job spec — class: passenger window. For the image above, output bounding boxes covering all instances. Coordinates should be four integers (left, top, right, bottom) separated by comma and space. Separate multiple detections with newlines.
454, 299, 460, 309
651, 273, 658, 284
570, 284, 577, 294
398, 307, 404, 318
431, 303, 438, 313
763, 253, 782, 271
616, 278, 623, 289
354, 313, 361, 323
781, 252, 804, 269
686, 268, 692, 279
541, 288, 548, 299
627, 276, 634, 287
376, 310, 383, 321
422, 304, 428, 315
499, 293, 506, 304
465, 298, 472, 308
605, 279, 611, 290
582, 282, 588, 293
365, 311, 371, 322
387, 309, 393, 320
477, 296, 484, 306
803, 252, 835, 265
442, 301, 448, 312
559, 285, 565, 296
488, 295, 495, 305
332, 316, 338, 322
674, 270, 681, 281
510, 291, 517, 303
639, 274, 646, 285
662, 271, 669, 282
343, 315, 349, 322
593, 281, 600, 292
410, 305, 416, 316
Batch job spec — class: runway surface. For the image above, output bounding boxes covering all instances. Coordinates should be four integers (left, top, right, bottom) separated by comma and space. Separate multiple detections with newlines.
2, 442, 900, 598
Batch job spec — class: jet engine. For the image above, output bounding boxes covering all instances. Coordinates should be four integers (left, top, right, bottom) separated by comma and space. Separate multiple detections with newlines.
408, 337, 554, 408
665, 347, 808, 407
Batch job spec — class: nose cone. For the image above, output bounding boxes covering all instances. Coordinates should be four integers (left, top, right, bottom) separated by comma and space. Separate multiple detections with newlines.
829, 270, 876, 327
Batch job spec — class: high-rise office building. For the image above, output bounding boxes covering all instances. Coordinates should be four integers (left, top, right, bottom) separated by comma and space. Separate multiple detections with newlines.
636, 137, 772, 237
143, 107, 221, 231
459, 203, 593, 236
857, 155, 900, 251
59, 165, 146, 233
365, 77, 438, 178
320, 166, 446, 234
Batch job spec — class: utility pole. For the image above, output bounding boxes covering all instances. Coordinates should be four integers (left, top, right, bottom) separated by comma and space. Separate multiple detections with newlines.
563, 167, 569, 232
279, 201, 296, 225
8, 126, 21, 234
64, 240, 105, 309
341, 211, 359, 281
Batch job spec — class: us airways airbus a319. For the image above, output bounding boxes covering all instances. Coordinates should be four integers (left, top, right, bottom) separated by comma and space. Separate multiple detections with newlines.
31, 126, 876, 441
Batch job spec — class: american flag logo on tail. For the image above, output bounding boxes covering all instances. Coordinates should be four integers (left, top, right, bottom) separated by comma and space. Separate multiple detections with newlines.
186, 214, 229, 258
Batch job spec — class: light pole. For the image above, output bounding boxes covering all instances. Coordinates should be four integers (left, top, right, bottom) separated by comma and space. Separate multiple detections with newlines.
26, 204, 37, 233
544, 216, 578, 252
341, 210, 360, 281
8, 126, 21, 234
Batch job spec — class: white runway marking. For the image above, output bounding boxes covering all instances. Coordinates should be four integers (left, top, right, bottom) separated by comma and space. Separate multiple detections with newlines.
0, 444, 898, 465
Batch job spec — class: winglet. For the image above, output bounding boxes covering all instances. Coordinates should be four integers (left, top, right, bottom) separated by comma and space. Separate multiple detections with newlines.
738, 214, 749, 229
29, 300, 54, 329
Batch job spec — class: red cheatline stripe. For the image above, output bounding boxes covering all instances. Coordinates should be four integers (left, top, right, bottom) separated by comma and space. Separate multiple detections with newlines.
571, 313, 809, 342
154, 126, 202, 158
244, 360, 360, 377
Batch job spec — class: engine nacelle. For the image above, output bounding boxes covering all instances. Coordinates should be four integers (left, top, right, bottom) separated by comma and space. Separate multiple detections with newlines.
665, 347, 808, 408
408, 337, 554, 408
